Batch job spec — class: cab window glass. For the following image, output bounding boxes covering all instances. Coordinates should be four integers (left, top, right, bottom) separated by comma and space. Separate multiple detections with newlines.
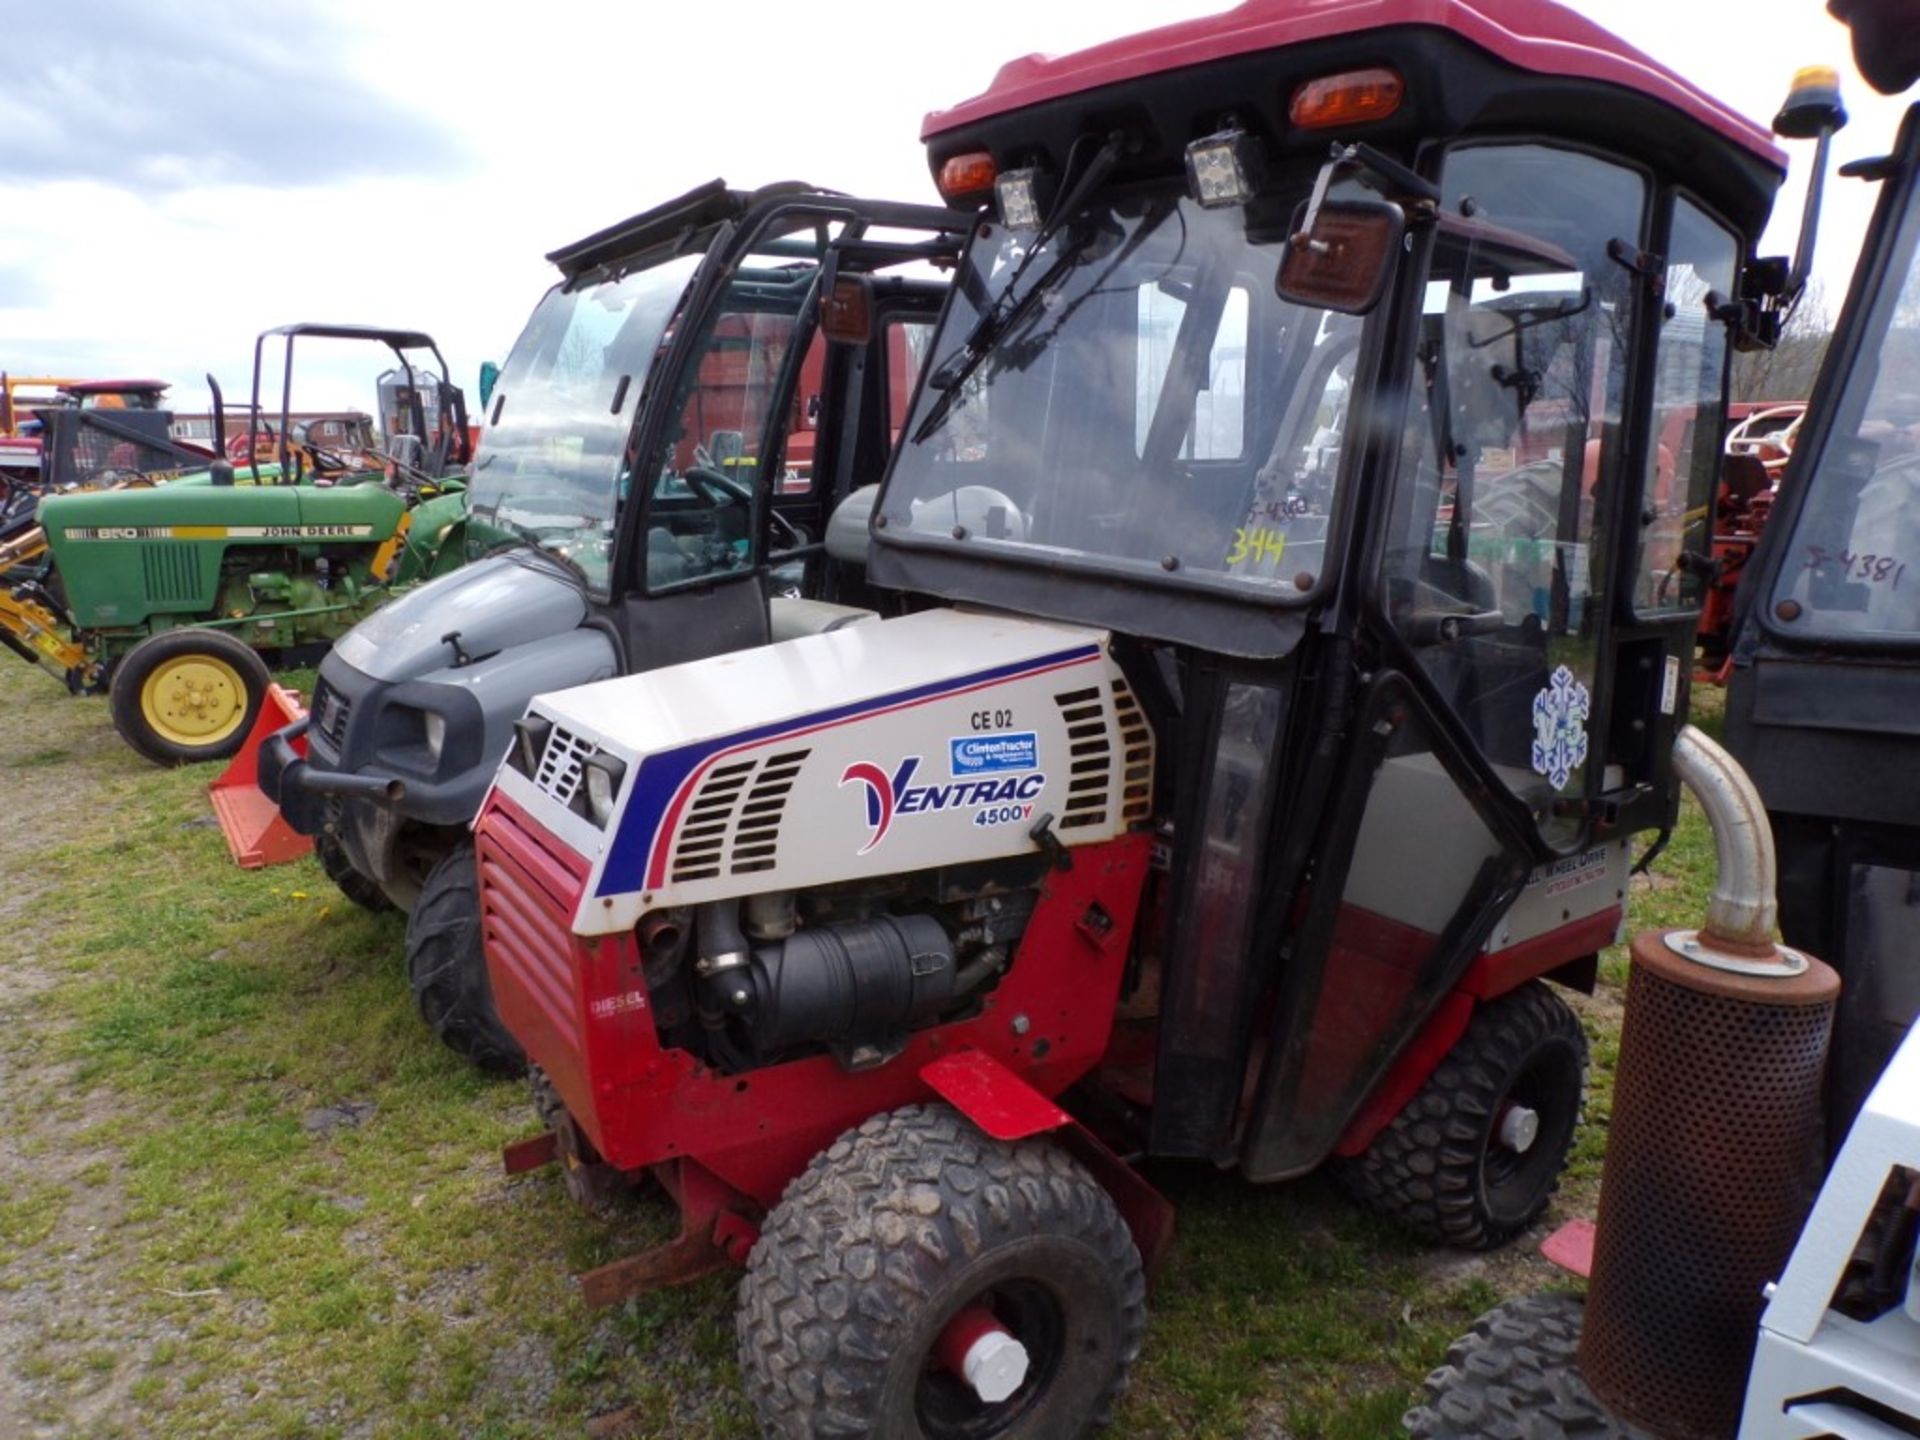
1383, 144, 1646, 849
1135, 284, 1248, 460
1636, 199, 1739, 612
886, 317, 936, 438
881, 189, 1359, 597
644, 251, 820, 591
1771, 193, 1920, 638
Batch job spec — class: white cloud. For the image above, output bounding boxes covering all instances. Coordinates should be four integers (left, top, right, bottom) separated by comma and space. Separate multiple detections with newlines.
3, 0, 1902, 415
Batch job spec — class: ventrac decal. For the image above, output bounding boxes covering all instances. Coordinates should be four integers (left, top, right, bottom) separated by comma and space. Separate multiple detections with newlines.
840, 756, 1046, 854
62, 524, 375, 540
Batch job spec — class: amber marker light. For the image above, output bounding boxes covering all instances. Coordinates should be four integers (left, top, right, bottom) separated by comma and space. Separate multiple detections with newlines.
937, 151, 999, 205
1290, 67, 1405, 129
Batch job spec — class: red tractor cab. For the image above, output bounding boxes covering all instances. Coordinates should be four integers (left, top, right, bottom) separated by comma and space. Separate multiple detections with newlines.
474, 2, 1790, 1435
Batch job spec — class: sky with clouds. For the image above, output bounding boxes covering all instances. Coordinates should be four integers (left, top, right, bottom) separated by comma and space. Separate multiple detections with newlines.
1, 0, 1907, 415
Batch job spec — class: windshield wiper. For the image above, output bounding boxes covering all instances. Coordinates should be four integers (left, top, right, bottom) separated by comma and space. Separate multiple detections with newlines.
910, 235, 1094, 445
481, 513, 589, 584
910, 133, 1125, 447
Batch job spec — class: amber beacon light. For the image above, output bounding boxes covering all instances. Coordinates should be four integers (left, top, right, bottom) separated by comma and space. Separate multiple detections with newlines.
937, 151, 999, 205
1290, 67, 1405, 128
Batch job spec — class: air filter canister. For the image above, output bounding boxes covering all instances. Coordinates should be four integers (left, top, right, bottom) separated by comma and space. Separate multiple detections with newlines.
1578, 930, 1839, 1439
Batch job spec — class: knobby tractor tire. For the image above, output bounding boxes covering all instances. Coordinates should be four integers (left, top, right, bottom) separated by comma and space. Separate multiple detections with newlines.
1403, 1292, 1649, 1439
1339, 980, 1588, 1249
108, 627, 272, 767
738, 1104, 1146, 1440
405, 843, 526, 1077
314, 832, 396, 915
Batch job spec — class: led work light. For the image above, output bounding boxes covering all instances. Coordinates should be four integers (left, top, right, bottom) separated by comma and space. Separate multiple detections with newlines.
1184, 128, 1265, 208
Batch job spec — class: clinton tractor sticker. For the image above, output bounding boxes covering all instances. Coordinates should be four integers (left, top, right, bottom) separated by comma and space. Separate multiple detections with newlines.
841, 751, 1047, 854
1530, 665, 1591, 790
950, 731, 1039, 775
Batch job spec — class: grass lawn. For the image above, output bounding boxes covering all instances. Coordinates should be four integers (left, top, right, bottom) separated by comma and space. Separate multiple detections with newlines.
0, 660, 1721, 1439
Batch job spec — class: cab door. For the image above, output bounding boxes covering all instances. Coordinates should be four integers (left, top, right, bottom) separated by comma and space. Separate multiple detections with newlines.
1244, 141, 1661, 1178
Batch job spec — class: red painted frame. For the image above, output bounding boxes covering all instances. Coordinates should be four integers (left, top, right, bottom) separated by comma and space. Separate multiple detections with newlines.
478, 790, 1154, 1211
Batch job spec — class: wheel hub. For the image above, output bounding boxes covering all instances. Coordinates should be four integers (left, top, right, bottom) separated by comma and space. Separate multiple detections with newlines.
141, 654, 246, 743
1497, 1102, 1541, 1154
934, 1305, 1031, 1404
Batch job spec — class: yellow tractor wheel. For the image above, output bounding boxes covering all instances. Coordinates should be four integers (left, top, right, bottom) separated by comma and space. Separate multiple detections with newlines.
109, 629, 272, 767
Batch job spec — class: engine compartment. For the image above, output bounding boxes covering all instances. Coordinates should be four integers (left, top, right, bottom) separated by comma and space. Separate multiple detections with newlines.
636, 855, 1048, 1074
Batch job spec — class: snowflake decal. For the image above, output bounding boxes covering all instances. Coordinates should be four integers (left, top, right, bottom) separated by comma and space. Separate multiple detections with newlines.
1530, 665, 1591, 791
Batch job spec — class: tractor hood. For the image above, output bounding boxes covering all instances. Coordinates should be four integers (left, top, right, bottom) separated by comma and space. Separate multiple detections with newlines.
487, 606, 1153, 938
332, 551, 587, 683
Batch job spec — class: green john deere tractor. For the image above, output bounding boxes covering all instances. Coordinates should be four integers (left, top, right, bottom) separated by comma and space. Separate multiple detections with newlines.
0, 324, 473, 765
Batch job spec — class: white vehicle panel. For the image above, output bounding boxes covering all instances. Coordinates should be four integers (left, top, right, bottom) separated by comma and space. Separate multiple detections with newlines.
494, 608, 1150, 936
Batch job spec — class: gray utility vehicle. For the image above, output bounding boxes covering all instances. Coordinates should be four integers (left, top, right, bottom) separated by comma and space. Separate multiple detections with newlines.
259, 181, 963, 1071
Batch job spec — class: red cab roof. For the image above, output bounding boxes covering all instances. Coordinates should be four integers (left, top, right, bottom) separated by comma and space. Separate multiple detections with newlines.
923, 0, 1782, 168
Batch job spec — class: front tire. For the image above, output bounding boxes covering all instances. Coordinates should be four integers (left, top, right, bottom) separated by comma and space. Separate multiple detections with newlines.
314, 833, 396, 915
405, 843, 525, 1076
1340, 981, 1588, 1249
738, 1105, 1146, 1440
109, 628, 271, 766
1404, 1293, 1649, 1438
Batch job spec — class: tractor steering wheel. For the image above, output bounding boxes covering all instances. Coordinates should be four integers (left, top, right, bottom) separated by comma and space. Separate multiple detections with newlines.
302, 442, 355, 478
681, 464, 753, 508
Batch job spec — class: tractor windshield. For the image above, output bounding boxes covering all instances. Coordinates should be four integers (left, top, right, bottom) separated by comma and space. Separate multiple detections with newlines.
466, 250, 705, 584
879, 180, 1360, 598
1768, 176, 1920, 642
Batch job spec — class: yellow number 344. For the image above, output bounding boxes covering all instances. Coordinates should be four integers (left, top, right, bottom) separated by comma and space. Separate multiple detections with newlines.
1227, 526, 1288, 567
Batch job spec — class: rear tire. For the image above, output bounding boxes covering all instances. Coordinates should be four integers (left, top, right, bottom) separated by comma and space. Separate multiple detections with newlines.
738, 1104, 1145, 1440
405, 842, 525, 1076
1339, 981, 1588, 1249
109, 628, 271, 766
314, 832, 395, 915
1403, 1292, 1649, 1438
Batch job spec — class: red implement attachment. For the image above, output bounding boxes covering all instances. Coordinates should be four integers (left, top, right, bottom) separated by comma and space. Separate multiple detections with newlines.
1541, 1217, 1596, 1278
209, 684, 311, 868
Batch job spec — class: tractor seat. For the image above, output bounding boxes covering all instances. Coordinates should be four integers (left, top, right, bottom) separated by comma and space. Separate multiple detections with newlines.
767, 596, 876, 642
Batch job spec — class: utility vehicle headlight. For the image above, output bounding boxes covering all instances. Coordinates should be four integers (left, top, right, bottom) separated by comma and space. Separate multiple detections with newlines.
423, 711, 446, 761
581, 752, 628, 829
509, 714, 553, 779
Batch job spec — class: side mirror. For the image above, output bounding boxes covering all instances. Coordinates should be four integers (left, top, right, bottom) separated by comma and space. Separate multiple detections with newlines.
478, 361, 500, 411
821, 275, 875, 346
1278, 197, 1403, 315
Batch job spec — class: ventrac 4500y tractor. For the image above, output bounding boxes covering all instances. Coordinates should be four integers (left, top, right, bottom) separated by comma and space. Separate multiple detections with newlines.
257, 184, 961, 1071
2, 325, 471, 765
470, 1, 1791, 1433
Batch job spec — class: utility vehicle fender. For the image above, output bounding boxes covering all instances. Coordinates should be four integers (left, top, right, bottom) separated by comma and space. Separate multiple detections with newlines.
919, 1048, 1177, 1277
919, 1050, 1070, 1142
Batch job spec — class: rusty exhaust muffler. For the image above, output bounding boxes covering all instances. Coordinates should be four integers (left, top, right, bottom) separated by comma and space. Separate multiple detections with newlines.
1576, 725, 1840, 1439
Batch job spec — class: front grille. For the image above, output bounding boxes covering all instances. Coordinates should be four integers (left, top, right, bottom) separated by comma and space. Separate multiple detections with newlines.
1054, 685, 1112, 830
533, 726, 595, 809
141, 543, 201, 603
670, 749, 812, 883
311, 680, 352, 752
477, 807, 585, 1055
1113, 678, 1153, 824
1050, 680, 1155, 832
